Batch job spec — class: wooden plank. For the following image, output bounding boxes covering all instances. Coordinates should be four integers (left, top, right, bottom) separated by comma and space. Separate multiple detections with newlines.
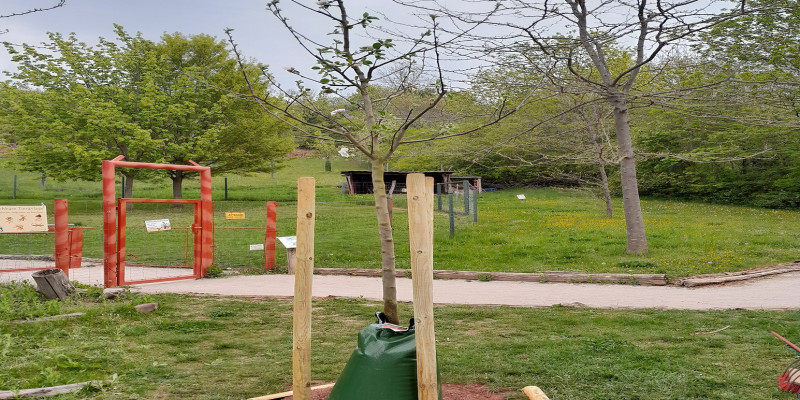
407, 174, 439, 400
247, 383, 334, 400
522, 386, 551, 400
0, 381, 102, 399
292, 177, 316, 400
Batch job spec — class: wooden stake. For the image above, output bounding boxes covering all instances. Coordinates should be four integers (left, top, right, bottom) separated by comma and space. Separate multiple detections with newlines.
407, 174, 438, 400
247, 383, 334, 400
293, 177, 315, 400
522, 386, 551, 400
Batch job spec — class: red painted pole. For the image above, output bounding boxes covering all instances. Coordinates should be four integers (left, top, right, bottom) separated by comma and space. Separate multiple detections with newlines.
102, 160, 118, 287
193, 202, 202, 276
199, 168, 213, 276
68, 228, 83, 269
54, 199, 69, 275
265, 201, 278, 270
117, 200, 127, 285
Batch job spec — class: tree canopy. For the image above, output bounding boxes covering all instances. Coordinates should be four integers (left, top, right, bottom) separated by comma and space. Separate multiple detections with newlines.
1, 25, 293, 197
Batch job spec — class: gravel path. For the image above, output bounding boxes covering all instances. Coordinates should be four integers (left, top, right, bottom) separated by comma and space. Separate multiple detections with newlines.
132, 271, 800, 310
4, 265, 798, 310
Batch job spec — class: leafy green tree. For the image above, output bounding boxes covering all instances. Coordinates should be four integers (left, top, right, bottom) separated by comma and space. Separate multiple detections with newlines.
2, 26, 292, 198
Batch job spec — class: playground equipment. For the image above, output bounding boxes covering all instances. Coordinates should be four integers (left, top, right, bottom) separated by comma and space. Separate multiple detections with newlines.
102, 156, 213, 287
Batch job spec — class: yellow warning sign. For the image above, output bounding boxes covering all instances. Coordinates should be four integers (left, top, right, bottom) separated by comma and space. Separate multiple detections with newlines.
225, 212, 246, 220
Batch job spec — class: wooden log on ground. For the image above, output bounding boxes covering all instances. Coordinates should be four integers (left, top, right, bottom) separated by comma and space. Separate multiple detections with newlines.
407, 174, 439, 400
293, 177, 316, 400
0, 381, 102, 399
313, 268, 669, 285
31, 269, 74, 300
15, 313, 85, 324
247, 383, 335, 400
522, 386, 551, 400
680, 266, 800, 287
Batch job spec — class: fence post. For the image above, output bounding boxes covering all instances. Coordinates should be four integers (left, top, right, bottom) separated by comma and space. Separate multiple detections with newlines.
12, 175, 17, 199
472, 185, 478, 223
54, 199, 70, 275
293, 177, 316, 400
463, 180, 470, 216
406, 174, 439, 400
264, 201, 278, 270
69, 228, 84, 269
224, 177, 229, 201
436, 183, 442, 211
448, 192, 455, 236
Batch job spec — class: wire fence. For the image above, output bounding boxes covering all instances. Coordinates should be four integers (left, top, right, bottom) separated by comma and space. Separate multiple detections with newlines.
1, 190, 482, 283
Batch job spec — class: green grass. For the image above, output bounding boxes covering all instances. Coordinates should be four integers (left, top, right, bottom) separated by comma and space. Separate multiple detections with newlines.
3, 159, 800, 277
1, 283, 798, 399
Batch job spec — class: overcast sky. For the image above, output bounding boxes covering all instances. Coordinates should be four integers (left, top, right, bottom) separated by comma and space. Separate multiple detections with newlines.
0, 0, 421, 87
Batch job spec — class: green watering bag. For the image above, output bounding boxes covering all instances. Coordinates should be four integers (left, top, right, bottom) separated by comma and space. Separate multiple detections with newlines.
328, 312, 441, 400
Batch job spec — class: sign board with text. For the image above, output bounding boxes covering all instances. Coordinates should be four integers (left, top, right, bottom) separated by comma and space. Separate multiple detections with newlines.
0, 205, 48, 233
145, 219, 171, 232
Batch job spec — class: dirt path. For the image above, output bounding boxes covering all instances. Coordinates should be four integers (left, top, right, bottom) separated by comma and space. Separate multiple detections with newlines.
3, 265, 798, 310
131, 270, 800, 310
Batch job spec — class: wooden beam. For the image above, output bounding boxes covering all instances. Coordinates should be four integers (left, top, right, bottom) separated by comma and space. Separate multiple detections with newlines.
0, 381, 103, 399
407, 174, 438, 400
522, 386, 551, 400
292, 177, 316, 400
247, 383, 334, 400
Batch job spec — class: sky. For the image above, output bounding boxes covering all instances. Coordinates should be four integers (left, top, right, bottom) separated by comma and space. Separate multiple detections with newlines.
0, 0, 419, 88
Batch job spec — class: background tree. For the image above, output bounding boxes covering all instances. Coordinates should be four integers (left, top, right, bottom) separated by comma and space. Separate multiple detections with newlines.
1, 26, 292, 198
408, 0, 754, 254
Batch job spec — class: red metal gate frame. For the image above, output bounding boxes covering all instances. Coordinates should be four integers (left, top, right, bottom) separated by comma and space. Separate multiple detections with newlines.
117, 198, 202, 285
102, 156, 213, 287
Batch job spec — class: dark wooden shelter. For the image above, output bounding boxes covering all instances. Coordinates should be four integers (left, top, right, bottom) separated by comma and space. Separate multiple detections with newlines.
341, 171, 453, 195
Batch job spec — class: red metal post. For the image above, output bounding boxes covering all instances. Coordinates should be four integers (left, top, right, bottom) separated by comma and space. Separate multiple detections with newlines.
102, 160, 118, 287
193, 202, 202, 277
264, 201, 278, 270
117, 199, 128, 285
68, 228, 83, 269
199, 168, 213, 276
54, 199, 69, 275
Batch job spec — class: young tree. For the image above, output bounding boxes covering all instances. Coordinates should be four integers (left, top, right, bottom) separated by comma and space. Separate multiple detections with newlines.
229, 0, 528, 323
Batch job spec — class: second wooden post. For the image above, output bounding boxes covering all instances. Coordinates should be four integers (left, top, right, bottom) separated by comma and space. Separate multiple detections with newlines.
407, 173, 439, 400
293, 177, 316, 400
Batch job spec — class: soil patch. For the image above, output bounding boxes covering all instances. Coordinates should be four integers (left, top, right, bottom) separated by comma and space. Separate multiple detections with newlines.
283, 383, 514, 400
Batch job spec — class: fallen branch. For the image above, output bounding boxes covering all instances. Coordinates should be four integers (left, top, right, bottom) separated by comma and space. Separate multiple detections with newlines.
248, 383, 335, 400
14, 313, 85, 324
691, 325, 730, 335
0, 381, 101, 399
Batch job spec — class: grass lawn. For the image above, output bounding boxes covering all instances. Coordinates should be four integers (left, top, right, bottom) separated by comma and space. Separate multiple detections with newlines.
3, 159, 800, 277
1, 282, 798, 399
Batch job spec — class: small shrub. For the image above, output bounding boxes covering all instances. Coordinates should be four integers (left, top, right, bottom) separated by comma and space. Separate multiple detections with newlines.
476, 273, 493, 282
205, 265, 224, 278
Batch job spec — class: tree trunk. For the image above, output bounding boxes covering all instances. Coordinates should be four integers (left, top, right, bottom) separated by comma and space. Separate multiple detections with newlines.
172, 170, 184, 200
611, 96, 648, 254
370, 160, 399, 324
124, 173, 134, 212
587, 123, 613, 218
40, 173, 47, 187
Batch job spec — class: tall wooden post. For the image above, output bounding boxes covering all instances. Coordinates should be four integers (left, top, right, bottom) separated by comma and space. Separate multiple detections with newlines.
102, 158, 121, 288
293, 177, 316, 400
54, 199, 69, 275
407, 173, 438, 400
